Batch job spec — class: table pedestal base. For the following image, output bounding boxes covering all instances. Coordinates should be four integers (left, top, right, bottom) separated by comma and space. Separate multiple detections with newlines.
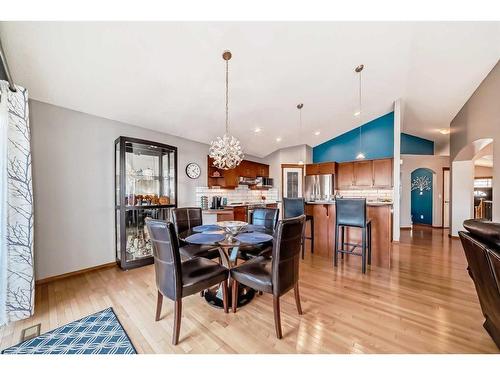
204, 284, 255, 309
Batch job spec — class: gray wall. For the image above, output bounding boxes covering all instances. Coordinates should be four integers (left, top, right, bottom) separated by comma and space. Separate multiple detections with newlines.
30, 100, 212, 280
450, 60, 500, 222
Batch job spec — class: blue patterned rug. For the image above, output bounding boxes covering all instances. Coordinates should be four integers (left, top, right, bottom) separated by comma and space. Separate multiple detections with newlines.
2, 307, 137, 354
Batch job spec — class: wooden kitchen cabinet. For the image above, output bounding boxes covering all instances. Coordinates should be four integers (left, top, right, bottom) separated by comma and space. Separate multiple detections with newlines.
372, 158, 393, 188
207, 157, 270, 189
233, 206, 247, 222
306, 164, 320, 175
353, 160, 373, 187
337, 162, 354, 188
306, 162, 336, 175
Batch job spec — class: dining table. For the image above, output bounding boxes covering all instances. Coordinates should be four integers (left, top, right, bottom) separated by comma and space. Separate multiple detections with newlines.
178, 223, 274, 309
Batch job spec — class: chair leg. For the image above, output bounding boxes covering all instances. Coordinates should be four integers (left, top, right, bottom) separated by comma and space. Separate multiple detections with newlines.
273, 296, 283, 339
258, 291, 263, 296
361, 228, 367, 274
155, 290, 163, 321
294, 283, 303, 315
341, 226, 345, 259
222, 280, 228, 313
368, 222, 372, 266
172, 299, 182, 345
301, 234, 305, 260
334, 224, 338, 267
310, 217, 314, 254
200, 290, 205, 297
232, 279, 238, 313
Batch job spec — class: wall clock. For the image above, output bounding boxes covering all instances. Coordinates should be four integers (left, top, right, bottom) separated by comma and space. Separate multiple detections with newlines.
185, 162, 201, 179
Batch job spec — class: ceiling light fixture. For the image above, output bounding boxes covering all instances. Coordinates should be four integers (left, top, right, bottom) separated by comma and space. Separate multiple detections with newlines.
439, 128, 450, 135
276, 137, 282, 142
297, 103, 304, 165
254, 127, 262, 133
355, 64, 366, 160
314, 130, 321, 136
209, 50, 244, 170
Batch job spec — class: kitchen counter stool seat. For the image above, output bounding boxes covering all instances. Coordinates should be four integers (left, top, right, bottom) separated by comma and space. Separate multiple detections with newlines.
283, 198, 314, 259
334, 198, 372, 274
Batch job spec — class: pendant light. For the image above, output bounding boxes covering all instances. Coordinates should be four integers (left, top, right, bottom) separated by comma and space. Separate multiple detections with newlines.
355, 64, 366, 160
209, 50, 244, 170
297, 103, 304, 165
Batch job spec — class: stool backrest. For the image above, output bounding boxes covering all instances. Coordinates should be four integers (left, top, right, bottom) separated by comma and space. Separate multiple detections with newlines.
335, 198, 367, 228
283, 197, 305, 218
252, 208, 280, 231
145, 218, 182, 301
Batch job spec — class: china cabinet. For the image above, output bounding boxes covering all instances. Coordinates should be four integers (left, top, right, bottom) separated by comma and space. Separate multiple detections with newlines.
115, 136, 177, 270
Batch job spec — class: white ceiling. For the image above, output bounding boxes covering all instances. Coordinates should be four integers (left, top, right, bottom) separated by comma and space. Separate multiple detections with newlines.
1, 22, 499, 157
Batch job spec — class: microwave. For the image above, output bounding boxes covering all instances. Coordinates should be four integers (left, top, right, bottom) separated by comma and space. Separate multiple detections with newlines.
256, 177, 273, 188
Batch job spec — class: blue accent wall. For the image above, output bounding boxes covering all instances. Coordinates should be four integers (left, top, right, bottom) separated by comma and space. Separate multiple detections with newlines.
313, 112, 394, 163
411, 168, 433, 225
401, 133, 434, 155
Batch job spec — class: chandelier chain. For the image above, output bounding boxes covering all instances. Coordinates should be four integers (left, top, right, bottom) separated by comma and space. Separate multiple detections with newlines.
225, 59, 229, 134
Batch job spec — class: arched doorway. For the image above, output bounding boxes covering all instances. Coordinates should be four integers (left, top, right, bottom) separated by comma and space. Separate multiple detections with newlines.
411, 168, 434, 226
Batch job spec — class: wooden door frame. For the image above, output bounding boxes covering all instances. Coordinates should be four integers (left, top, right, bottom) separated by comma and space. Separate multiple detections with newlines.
281, 164, 305, 199
442, 167, 450, 229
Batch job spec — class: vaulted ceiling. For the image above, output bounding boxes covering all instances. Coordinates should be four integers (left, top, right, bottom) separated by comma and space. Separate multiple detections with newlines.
1, 22, 499, 157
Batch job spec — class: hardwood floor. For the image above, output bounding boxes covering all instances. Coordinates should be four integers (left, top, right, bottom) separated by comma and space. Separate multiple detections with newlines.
1, 226, 498, 353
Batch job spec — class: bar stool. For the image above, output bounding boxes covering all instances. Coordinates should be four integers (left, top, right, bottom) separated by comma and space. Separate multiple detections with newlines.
334, 198, 372, 274
283, 197, 314, 259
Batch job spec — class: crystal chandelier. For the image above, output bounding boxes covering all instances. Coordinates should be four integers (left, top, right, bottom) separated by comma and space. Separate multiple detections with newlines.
209, 50, 244, 170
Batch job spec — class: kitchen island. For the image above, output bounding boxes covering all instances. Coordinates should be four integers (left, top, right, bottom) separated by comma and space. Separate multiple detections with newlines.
305, 201, 393, 268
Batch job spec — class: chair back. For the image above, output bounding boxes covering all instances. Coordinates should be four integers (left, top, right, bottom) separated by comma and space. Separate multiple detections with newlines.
271, 215, 305, 296
252, 208, 279, 231
145, 219, 182, 301
283, 197, 305, 218
335, 198, 367, 228
172, 207, 203, 244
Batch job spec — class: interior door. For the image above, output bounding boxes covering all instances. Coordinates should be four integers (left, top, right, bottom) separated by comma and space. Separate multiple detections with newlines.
283, 167, 304, 198
443, 168, 450, 228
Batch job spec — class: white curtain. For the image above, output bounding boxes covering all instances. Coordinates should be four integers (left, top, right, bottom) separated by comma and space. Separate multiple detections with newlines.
0, 81, 34, 326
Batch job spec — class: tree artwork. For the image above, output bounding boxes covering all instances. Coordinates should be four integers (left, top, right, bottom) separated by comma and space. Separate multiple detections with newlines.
411, 175, 432, 195
1, 82, 34, 325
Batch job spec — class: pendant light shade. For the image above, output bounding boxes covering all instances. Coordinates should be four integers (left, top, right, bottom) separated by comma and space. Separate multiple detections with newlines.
209, 50, 244, 170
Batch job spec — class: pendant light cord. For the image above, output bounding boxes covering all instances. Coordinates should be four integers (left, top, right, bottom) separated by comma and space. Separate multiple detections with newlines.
358, 68, 362, 151
225, 59, 229, 134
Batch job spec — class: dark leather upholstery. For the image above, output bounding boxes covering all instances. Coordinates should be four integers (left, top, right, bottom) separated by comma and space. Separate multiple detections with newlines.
283, 197, 305, 218
231, 215, 305, 297
252, 208, 279, 230
459, 219, 500, 348
172, 207, 220, 260
230, 255, 273, 293
238, 208, 279, 259
146, 218, 228, 301
335, 198, 367, 227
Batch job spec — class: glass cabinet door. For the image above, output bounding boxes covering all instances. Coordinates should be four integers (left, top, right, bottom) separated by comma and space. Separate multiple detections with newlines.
115, 137, 177, 270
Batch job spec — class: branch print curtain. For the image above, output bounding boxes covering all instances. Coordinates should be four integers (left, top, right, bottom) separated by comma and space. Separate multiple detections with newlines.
0, 81, 34, 326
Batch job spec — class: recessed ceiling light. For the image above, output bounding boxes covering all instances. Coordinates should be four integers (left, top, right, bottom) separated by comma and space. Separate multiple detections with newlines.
254, 127, 262, 133
314, 131, 321, 136
276, 137, 282, 142
439, 128, 450, 135
354, 111, 361, 117
356, 152, 366, 160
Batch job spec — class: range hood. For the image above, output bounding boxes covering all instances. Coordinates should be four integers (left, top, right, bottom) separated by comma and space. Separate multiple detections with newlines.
239, 176, 259, 185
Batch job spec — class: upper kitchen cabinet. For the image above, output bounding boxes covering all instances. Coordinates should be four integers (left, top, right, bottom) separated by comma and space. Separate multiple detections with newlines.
372, 158, 393, 188
353, 160, 373, 187
337, 158, 393, 189
207, 157, 270, 189
306, 162, 336, 175
337, 162, 354, 188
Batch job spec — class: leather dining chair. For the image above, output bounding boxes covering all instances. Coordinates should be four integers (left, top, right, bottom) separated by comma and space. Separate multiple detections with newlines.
230, 215, 305, 339
145, 218, 229, 345
283, 198, 314, 259
172, 207, 220, 260
238, 208, 279, 260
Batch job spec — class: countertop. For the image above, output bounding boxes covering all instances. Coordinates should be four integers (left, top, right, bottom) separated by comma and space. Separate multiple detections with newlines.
306, 200, 393, 206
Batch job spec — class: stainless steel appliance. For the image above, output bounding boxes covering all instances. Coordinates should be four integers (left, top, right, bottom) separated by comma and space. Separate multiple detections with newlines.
211, 196, 223, 209
256, 177, 273, 188
305, 174, 334, 201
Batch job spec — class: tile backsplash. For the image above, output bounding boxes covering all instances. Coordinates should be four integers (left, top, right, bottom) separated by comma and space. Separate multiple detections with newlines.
195, 186, 279, 207
337, 189, 393, 202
